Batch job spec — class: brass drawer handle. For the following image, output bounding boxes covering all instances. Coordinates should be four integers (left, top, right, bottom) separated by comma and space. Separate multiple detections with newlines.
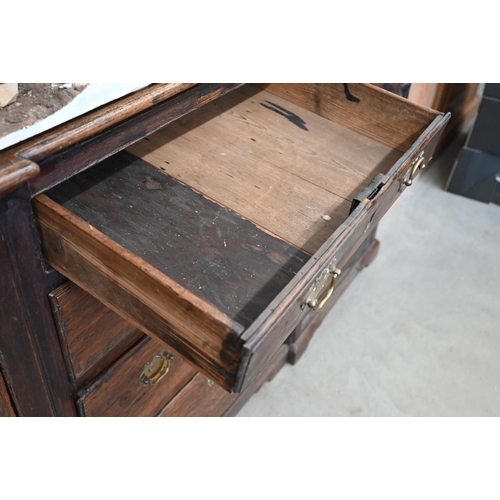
303, 257, 342, 312
309, 268, 341, 311
404, 155, 426, 186
139, 349, 173, 386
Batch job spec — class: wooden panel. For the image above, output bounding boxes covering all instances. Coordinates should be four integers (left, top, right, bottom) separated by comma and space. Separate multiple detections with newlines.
159, 344, 288, 417
233, 113, 450, 393
0, 369, 16, 417
30, 83, 242, 196
128, 85, 401, 254
0, 186, 77, 416
49, 282, 143, 387
259, 84, 438, 152
77, 337, 196, 417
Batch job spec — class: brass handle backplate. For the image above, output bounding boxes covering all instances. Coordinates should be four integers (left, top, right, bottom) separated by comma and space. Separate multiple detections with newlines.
139, 349, 173, 387
404, 153, 426, 187
303, 257, 342, 312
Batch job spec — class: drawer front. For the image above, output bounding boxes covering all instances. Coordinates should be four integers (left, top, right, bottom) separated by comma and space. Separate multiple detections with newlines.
49, 282, 143, 387
33, 84, 450, 395
235, 113, 450, 392
158, 344, 288, 417
286, 229, 379, 365
77, 337, 196, 417
157, 373, 238, 417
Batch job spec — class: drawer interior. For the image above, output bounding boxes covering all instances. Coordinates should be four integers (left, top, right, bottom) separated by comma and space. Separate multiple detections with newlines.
34, 83, 440, 390
127, 84, 411, 255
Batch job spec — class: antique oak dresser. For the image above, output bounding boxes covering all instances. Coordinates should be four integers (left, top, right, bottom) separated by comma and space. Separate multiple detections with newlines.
0, 84, 449, 417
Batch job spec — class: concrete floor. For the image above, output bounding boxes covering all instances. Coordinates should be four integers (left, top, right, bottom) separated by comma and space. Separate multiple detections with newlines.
238, 133, 500, 417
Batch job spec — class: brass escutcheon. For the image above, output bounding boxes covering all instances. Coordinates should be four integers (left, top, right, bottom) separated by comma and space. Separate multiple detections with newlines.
139, 349, 173, 387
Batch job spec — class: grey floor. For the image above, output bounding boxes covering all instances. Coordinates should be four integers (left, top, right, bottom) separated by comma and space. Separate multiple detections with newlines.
238, 133, 500, 417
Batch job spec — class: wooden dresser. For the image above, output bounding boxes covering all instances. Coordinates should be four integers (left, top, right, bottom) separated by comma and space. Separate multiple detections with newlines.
0, 84, 449, 416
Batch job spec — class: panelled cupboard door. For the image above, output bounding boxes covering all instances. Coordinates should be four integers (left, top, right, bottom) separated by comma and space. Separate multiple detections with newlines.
33, 83, 450, 394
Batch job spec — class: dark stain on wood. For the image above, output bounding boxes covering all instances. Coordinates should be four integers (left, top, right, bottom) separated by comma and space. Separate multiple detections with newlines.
45, 150, 311, 330
260, 100, 308, 131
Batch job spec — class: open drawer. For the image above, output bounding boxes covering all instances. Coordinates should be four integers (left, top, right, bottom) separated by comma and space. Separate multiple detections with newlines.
33, 84, 449, 393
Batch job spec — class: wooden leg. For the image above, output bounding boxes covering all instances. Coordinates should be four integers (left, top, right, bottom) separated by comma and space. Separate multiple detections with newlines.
223, 344, 289, 417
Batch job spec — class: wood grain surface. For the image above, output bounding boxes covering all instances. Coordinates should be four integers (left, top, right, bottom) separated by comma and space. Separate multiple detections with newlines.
0, 186, 77, 416
128, 85, 401, 254
77, 337, 196, 417
0, 155, 39, 198
49, 282, 144, 388
259, 83, 439, 152
44, 151, 310, 329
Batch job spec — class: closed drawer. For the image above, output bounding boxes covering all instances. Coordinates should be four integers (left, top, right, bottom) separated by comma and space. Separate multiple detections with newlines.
49, 281, 143, 387
77, 337, 196, 417
158, 343, 289, 417
33, 84, 449, 394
